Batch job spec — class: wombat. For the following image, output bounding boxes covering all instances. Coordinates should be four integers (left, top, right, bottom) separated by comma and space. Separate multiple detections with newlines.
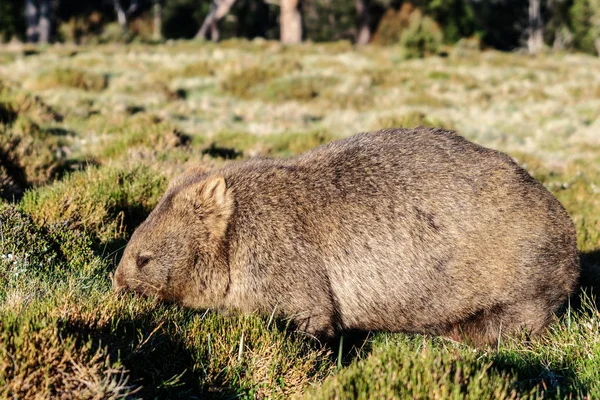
113, 127, 580, 345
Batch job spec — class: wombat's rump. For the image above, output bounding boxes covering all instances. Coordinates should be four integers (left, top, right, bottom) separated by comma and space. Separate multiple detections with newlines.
113, 128, 580, 345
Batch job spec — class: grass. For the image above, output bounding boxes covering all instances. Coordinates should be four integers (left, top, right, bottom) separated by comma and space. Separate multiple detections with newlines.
0, 40, 599, 398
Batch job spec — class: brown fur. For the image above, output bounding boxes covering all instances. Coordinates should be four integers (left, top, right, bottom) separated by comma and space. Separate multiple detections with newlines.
113, 128, 580, 346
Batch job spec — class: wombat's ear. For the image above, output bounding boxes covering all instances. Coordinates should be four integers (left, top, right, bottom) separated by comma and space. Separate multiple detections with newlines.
200, 176, 229, 207
176, 175, 233, 212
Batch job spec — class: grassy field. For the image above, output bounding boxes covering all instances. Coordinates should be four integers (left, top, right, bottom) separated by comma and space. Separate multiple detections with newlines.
0, 40, 599, 399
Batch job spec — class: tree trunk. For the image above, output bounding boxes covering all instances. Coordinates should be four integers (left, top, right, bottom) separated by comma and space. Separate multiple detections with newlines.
196, 0, 237, 42
355, 0, 370, 45
280, 0, 302, 44
25, 0, 39, 43
153, 0, 162, 40
38, 0, 51, 43
527, 0, 543, 54
114, 0, 128, 33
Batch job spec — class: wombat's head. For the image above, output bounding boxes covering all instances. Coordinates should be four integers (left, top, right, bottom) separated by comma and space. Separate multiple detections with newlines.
113, 174, 233, 309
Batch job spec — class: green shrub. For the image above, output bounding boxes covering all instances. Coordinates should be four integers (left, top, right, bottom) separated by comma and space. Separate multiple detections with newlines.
372, 3, 416, 45
57, 12, 106, 45
570, 0, 600, 55
372, 3, 443, 58
399, 9, 444, 58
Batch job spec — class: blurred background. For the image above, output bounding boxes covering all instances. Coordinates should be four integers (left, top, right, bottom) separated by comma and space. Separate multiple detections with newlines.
0, 0, 598, 55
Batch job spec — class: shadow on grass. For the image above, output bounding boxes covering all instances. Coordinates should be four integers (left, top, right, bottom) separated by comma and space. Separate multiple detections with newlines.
488, 249, 600, 398
490, 345, 589, 398
579, 250, 600, 296
63, 311, 240, 400
569, 249, 600, 313
202, 143, 243, 160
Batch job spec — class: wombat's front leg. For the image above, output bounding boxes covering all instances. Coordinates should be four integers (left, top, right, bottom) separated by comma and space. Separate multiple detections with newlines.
296, 311, 338, 340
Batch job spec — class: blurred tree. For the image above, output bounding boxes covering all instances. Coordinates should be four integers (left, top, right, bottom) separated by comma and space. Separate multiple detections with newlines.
196, 0, 238, 41
528, 0, 544, 53
26, 0, 39, 42
281, 0, 303, 43
545, 0, 573, 50
570, 0, 600, 54
153, 0, 162, 40
162, 0, 208, 38
0, 0, 25, 42
467, 0, 529, 50
38, 0, 52, 43
356, 0, 371, 43
235, 0, 273, 38
422, 0, 478, 43
25, 0, 54, 43
113, 0, 141, 33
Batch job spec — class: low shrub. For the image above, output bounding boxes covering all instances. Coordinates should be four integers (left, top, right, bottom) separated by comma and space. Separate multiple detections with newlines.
372, 3, 416, 45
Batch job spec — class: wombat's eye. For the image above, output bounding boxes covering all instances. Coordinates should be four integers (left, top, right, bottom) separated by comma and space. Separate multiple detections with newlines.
136, 254, 151, 269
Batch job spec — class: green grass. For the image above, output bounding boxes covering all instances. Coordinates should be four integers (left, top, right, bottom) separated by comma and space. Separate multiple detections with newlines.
0, 40, 599, 398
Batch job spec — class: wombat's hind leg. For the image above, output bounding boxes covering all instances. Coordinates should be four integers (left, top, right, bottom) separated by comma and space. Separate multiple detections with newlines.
449, 302, 552, 347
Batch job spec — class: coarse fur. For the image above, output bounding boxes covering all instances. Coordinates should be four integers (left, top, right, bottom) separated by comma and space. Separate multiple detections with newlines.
113, 127, 580, 346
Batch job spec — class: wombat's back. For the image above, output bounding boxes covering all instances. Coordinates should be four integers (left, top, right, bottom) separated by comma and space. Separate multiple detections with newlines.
219, 128, 580, 344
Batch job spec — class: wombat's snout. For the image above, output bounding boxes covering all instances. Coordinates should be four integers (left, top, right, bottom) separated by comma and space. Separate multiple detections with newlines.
111, 269, 128, 293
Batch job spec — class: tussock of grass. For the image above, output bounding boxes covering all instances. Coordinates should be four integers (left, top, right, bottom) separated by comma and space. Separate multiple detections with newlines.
262, 76, 338, 103
220, 66, 281, 98
178, 60, 218, 78
0, 124, 70, 199
27, 68, 108, 91
0, 314, 136, 399
97, 115, 191, 161
220, 59, 303, 99
19, 166, 166, 245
